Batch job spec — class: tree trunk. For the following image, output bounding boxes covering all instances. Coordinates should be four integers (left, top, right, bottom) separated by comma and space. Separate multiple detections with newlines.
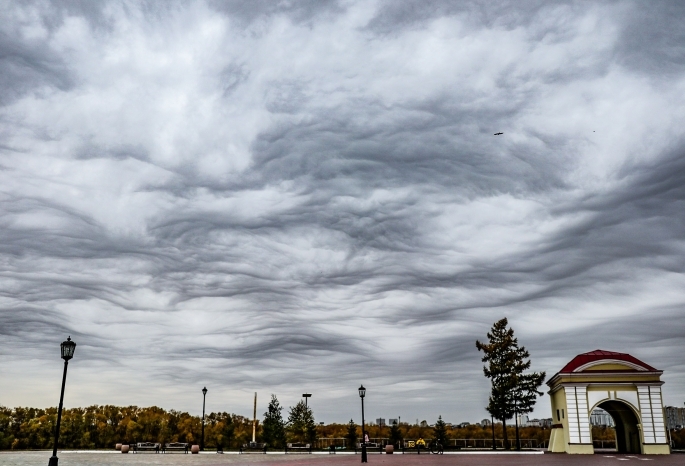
515, 411, 520, 451
502, 418, 509, 450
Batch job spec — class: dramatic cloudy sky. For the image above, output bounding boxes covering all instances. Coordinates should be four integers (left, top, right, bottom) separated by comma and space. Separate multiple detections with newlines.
1, 0, 685, 424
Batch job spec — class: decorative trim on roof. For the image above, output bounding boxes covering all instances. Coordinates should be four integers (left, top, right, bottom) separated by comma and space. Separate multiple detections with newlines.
547, 349, 663, 387
558, 349, 658, 374
572, 359, 648, 372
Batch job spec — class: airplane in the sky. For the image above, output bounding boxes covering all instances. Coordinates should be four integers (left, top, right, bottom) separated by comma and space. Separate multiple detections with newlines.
494, 132, 503, 135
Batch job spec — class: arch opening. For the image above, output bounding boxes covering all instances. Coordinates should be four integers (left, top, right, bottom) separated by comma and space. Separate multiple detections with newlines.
596, 400, 641, 454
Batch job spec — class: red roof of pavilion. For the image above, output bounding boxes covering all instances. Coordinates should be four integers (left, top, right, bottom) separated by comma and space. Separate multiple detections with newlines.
558, 349, 658, 373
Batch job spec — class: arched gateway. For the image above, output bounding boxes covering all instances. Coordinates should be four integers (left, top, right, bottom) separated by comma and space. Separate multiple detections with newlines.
547, 350, 670, 454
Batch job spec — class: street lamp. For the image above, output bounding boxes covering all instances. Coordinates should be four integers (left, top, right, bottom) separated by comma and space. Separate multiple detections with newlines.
358, 385, 367, 463
302, 393, 311, 408
201, 387, 208, 451
48, 336, 76, 466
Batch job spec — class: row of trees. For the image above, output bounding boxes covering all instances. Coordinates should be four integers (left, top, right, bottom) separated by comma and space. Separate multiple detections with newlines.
340, 418, 552, 447
476, 318, 546, 450
0, 405, 549, 451
0, 399, 548, 451
261, 396, 316, 447
4, 404, 684, 451
0, 405, 247, 450
0, 399, 316, 451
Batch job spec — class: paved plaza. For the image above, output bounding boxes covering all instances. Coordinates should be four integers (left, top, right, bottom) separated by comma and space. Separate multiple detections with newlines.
1, 452, 683, 466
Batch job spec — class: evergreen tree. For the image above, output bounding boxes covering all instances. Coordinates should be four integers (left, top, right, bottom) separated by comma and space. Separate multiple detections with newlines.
389, 420, 402, 447
477, 318, 516, 448
476, 318, 545, 450
262, 395, 286, 448
433, 416, 448, 448
345, 419, 358, 449
286, 400, 317, 443
511, 348, 546, 450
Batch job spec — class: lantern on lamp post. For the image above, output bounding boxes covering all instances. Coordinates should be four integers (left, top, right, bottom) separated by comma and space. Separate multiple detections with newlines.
48, 336, 76, 466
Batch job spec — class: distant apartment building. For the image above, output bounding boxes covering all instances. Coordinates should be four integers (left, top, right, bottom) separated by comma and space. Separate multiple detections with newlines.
590, 408, 615, 427
665, 406, 685, 430
480, 418, 491, 427
540, 418, 553, 428
515, 415, 553, 428
388, 418, 398, 425
375, 418, 386, 427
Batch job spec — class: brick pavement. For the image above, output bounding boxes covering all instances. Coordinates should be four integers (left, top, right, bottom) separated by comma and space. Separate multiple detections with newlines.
228, 453, 684, 466
3, 451, 681, 466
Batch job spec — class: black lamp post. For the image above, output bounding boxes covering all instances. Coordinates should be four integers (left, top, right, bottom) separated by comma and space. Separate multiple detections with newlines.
201, 387, 207, 451
302, 393, 311, 408
358, 385, 367, 463
48, 336, 76, 466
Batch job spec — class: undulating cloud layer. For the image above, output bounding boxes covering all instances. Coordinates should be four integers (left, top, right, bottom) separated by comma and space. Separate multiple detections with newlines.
1, 0, 684, 423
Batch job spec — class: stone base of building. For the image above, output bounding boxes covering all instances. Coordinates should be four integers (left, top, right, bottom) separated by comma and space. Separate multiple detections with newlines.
547, 428, 566, 453
642, 444, 670, 455
566, 443, 594, 454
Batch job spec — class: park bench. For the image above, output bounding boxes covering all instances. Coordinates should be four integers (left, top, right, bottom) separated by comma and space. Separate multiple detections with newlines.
240, 442, 267, 454
134, 442, 160, 453
328, 445, 346, 454
400, 441, 453, 454
401, 440, 426, 454
355, 442, 383, 454
285, 442, 311, 453
163, 442, 188, 453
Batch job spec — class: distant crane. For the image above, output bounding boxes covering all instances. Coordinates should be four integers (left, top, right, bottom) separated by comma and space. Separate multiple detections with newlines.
494, 132, 503, 135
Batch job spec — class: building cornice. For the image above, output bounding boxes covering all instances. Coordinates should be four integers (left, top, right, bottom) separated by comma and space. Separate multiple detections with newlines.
547, 371, 663, 388
548, 379, 664, 395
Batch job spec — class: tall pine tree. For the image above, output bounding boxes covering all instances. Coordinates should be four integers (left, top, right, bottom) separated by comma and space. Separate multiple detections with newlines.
433, 416, 448, 449
476, 318, 544, 450
476, 318, 516, 449
389, 420, 402, 447
346, 419, 358, 449
287, 400, 317, 444
262, 395, 286, 448
511, 348, 546, 450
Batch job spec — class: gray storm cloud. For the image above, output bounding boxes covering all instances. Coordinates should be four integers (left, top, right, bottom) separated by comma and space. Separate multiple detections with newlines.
1, 0, 684, 423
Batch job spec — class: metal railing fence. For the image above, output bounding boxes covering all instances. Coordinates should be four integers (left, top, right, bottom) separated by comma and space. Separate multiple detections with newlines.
314, 437, 550, 450
448, 439, 546, 449
592, 440, 616, 449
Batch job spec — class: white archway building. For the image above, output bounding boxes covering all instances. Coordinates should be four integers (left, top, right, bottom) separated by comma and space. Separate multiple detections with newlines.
547, 350, 669, 454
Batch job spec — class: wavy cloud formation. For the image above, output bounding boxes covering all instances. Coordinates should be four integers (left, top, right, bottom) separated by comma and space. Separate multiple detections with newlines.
1, 0, 684, 423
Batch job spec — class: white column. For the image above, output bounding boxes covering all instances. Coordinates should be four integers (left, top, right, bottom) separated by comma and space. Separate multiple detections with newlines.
576, 388, 591, 443
565, 386, 591, 444
638, 385, 658, 443
649, 386, 667, 443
